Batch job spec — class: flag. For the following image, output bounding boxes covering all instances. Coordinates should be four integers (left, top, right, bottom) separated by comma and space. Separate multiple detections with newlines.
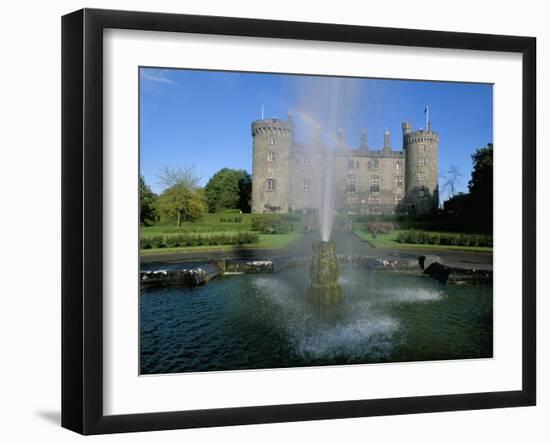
424, 105, 428, 114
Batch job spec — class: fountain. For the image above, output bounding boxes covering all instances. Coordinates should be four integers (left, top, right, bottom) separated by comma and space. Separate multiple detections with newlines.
310, 240, 340, 289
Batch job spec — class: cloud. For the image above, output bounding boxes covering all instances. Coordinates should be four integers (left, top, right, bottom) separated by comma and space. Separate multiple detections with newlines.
141, 71, 176, 85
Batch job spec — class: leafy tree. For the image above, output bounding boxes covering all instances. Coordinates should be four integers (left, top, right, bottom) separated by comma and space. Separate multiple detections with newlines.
469, 143, 493, 202
468, 143, 493, 232
154, 166, 205, 226
139, 175, 156, 225
238, 171, 252, 213
155, 184, 206, 226
441, 143, 493, 233
204, 168, 252, 213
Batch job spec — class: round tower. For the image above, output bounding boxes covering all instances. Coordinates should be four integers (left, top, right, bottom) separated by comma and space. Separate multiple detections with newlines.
251, 115, 294, 213
403, 122, 439, 214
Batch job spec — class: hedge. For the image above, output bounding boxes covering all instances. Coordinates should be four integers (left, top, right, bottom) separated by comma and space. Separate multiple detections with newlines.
251, 217, 295, 234
140, 231, 259, 249
396, 230, 492, 247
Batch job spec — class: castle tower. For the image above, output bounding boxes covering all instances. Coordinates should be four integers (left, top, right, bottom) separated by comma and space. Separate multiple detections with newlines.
251, 114, 294, 213
403, 121, 439, 214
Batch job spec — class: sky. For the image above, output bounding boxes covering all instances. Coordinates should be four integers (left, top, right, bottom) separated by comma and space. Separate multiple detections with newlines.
139, 67, 493, 201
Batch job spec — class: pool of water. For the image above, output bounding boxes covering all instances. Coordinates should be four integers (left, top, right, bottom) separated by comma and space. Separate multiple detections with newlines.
140, 266, 493, 374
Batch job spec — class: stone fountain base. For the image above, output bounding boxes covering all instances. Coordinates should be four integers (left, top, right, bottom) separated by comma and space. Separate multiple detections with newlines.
309, 240, 340, 289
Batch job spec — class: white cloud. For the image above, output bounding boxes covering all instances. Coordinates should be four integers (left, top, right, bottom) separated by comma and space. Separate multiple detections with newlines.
141, 71, 176, 85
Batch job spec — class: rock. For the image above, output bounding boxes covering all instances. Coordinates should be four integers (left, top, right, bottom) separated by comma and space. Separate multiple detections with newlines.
419, 255, 442, 270
225, 260, 273, 273
140, 267, 208, 288
424, 262, 451, 284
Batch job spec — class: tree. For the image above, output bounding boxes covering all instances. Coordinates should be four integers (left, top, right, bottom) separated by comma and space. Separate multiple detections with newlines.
469, 143, 493, 202
441, 165, 463, 200
154, 166, 205, 225
204, 168, 252, 213
139, 175, 156, 225
441, 143, 493, 233
468, 143, 493, 232
157, 165, 201, 190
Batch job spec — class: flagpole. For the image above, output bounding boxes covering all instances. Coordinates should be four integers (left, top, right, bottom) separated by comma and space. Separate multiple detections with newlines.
425, 105, 429, 131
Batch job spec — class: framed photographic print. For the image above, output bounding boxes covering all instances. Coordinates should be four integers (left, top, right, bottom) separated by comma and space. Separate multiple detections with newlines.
61, 8, 536, 435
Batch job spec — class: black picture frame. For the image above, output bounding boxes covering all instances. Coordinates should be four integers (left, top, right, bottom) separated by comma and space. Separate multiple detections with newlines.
61, 8, 536, 435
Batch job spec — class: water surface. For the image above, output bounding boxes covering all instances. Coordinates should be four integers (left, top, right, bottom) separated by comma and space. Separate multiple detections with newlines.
140, 266, 492, 374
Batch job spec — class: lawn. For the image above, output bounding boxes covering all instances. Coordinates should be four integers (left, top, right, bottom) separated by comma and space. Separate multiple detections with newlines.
353, 228, 493, 253
140, 212, 307, 255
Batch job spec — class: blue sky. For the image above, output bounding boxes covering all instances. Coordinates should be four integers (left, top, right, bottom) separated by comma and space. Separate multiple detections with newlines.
140, 67, 493, 201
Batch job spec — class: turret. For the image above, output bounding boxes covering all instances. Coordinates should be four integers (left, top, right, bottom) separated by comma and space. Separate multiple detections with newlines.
383, 128, 391, 152
403, 123, 439, 214
251, 116, 295, 213
360, 128, 368, 150
337, 128, 345, 148
402, 121, 412, 137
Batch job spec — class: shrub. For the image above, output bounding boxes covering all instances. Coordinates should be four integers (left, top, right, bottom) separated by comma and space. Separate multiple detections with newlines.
281, 214, 302, 223
365, 222, 396, 239
219, 216, 242, 223
396, 231, 492, 248
140, 232, 259, 249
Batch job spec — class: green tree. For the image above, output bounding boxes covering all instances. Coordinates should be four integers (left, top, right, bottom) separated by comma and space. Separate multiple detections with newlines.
468, 143, 493, 232
155, 166, 206, 225
204, 168, 252, 213
139, 175, 156, 225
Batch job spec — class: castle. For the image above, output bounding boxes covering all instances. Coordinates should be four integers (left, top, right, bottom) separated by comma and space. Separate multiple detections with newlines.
251, 113, 439, 215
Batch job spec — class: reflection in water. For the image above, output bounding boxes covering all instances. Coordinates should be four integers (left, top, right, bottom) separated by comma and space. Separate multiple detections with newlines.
140, 266, 492, 374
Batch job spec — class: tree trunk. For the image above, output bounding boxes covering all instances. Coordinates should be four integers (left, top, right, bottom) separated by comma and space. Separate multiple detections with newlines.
177, 211, 181, 227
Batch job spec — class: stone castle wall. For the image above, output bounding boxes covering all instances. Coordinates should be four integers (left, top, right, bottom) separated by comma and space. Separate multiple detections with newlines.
251, 115, 439, 215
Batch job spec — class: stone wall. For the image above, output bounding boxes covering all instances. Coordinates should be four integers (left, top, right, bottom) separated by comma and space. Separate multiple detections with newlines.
251, 116, 439, 215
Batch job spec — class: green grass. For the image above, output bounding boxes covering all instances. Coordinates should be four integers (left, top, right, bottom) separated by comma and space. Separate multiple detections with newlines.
140, 232, 302, 256
140, 212, 308, 255
142, 212, 308, 235
353, 228, 493, 253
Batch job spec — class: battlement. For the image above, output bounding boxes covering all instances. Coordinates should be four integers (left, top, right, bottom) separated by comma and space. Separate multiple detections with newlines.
252, 118, 294, 137
404, 129, 440, 145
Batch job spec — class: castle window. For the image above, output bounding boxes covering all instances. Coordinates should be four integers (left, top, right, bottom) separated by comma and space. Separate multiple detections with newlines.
266, 179, 275, 192
368, 196, 380, 205
371, 176, 380, 193
268, 136, 275, 145
395, 161, 402, 171
418, 172, 426, 181
418, 189, 426, 198
356, 161, 360, 169
374, 160, 379, 171
395, 176, 403, 187
419, 144, 427, 152
395, 195, 403, 204
347, 195, 358, 204
346, 175, 356, 193
267, 151, 276, 162
367, 161, 372, 171
303, 179, 311, 192
419, 157, 427, 167
348, 159, 354, 169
